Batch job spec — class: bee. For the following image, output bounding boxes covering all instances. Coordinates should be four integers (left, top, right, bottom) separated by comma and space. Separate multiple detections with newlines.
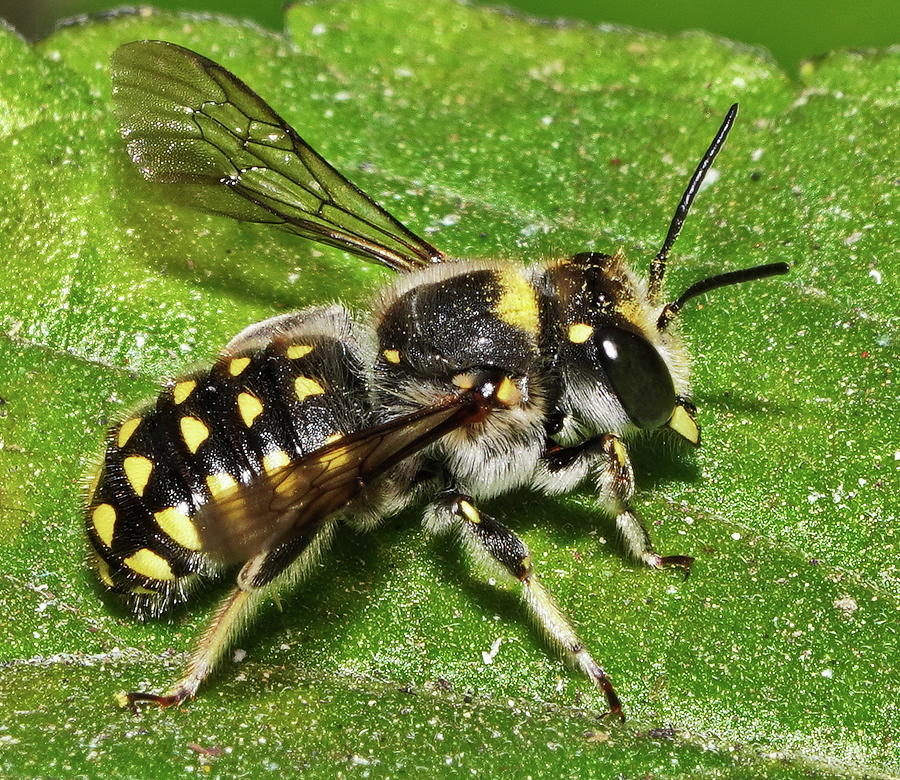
87, 40, 789, 717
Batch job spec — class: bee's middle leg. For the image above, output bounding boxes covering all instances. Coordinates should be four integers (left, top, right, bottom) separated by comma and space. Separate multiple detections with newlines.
423, 491, 623, 719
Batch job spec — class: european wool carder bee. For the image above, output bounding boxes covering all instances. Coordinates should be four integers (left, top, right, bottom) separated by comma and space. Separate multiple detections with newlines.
86, 40, 789, 717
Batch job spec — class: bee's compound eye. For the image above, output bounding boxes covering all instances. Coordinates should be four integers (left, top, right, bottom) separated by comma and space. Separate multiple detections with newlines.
595, 327, 675, 429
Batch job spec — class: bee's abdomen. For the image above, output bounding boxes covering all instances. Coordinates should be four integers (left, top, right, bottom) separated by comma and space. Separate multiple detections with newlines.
86, 328, 370, 614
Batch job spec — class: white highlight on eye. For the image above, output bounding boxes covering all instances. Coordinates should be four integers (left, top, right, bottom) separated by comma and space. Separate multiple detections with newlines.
601, 338, 618, 360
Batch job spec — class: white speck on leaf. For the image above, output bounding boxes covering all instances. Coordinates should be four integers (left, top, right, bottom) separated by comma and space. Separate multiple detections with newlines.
833, 596, 858, 614
482, 637, 503, 665
697, 168, 720, 192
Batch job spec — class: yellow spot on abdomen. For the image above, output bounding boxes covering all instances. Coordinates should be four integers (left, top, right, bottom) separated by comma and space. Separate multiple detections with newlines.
238, 392, 264, 427
494, 270, 539, 333
206, 472, 237, 499
286, 344, 314, 359
180, 416, 210, 454
95, 555, 114, 587
91, 503, 117, 547
383, 349, 401, 364
116, 418, 141, 448
124, 548, 175, 580
323, 442, 352, 470
123, 455, 153, 497
294, 376, 325, 402
172, 379, 197, 405
263, 450, 290, 474
155, 506, 201, 551
228, 356, 251, 376
323, 432, 344, 445
567, 323, 594, 344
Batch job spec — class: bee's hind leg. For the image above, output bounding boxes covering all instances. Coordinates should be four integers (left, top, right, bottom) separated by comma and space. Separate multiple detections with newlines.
122, 521, 335, 710
424, 492, 623, 720
537, 433, 693, 574
122, 585, 265, 710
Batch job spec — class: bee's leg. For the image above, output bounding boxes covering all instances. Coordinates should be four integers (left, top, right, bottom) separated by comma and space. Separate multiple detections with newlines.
123, 584, 265, 710
123, 521, 334, 710
424, 492, 623, 720
538, 434, 693, 573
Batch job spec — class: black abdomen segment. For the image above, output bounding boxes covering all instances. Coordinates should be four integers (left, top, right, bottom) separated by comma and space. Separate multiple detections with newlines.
86, 325, 370, 615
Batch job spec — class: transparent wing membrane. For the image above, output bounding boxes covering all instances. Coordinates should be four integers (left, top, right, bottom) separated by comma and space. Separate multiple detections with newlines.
195, 391, 482, 563
111, 40, 444, 273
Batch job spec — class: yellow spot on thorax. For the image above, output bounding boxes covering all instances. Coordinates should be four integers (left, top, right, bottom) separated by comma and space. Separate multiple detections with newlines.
228, 356, 251, 376
124, 548, 175, 581
180, 416, 210, 454
155, 506, 201, 551
237, 392, 264, 427
495, 376, 521, 407
286, 344, 314, 359
567, 323, 594, 344
116, 418, 141, 448
383, 349, 401, 364
494, 270, 539, 333
123, 455, 153, 497
263, 449, 290, 474
91, 503, 117, 547
206, 472, 237, 499
294, 376, 325, 402
172, 379, 197, 405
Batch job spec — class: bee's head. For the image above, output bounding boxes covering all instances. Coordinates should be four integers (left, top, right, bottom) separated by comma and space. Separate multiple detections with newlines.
548, 106, 789, 444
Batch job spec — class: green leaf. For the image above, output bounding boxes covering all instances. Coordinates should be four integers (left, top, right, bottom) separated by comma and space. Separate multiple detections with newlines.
0, 2, 896, 776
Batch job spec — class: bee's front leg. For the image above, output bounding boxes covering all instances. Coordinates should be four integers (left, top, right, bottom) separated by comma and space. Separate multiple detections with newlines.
537, 433, 693, 574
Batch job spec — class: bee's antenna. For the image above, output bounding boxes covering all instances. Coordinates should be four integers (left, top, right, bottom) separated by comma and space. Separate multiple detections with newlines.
656, 261, 789, 330
648, 104, 739, 302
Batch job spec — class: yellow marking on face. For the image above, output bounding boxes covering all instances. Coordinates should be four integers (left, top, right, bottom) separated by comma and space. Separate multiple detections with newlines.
116, 418, 141, 449
567, 322, 594, 344
495, 376, 522, 407
612, 438, 629, 467
95, 556, 114, 587
383, 348, 401, 364
206, 471, 238, 499
286, 344, 314, 359
123, 548, 175, 581
458, 499, 481, 524
172, 380, 197, 405
228, 356, 251, 376
294, 376, 325, 402
667, 405, 700, 445
263, 450, 290, 474
180, 416, 210, 454
155, 506, 201, 551
323, 432, 344, 445
123, 455, 153, 497
238, 392, 264, 428
494, 270, 539, 333
91, 503, 117, 547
